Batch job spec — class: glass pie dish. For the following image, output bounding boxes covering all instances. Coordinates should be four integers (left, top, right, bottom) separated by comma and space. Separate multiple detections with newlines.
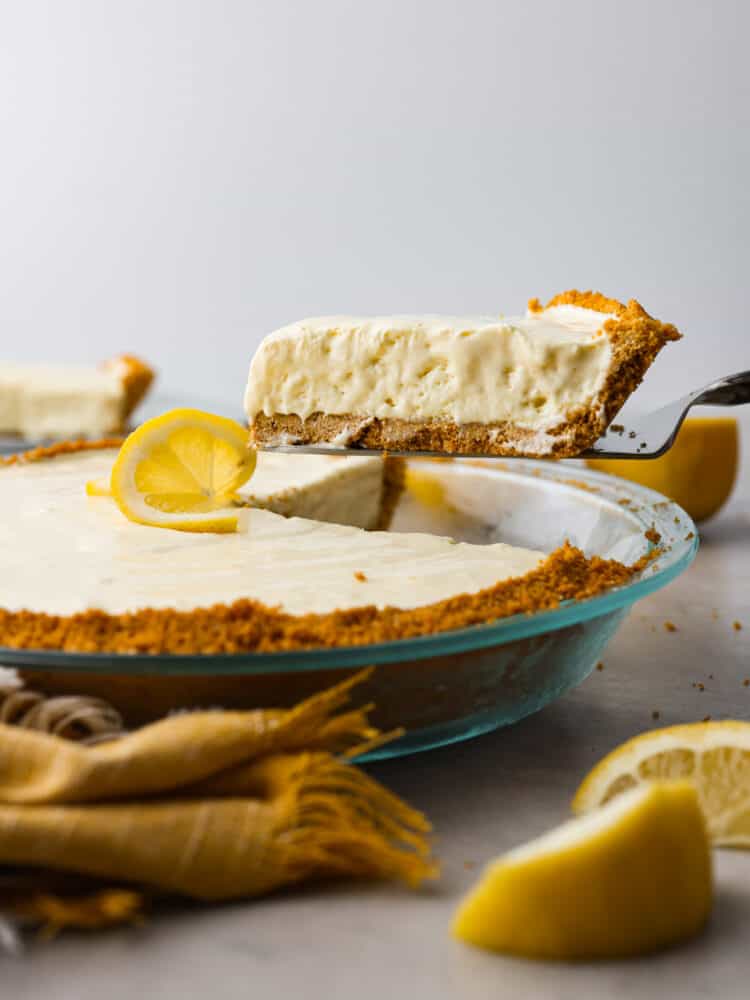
1, 459, 698, 760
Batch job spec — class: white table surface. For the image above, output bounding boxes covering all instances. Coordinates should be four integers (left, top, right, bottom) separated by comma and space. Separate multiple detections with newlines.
5, 424, 750, 998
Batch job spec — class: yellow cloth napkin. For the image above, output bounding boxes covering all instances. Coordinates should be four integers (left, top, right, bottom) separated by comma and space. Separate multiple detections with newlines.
0, 670, 436, 935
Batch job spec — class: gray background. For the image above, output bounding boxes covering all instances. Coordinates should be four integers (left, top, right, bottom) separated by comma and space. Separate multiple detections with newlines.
2, 7, 750, 992
0, 0, 747, 413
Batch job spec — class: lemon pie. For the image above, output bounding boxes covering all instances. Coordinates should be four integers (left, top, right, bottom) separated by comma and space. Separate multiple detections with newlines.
245, 290, 680, 458
0, 355, 154, 440
0, 438, 638, 654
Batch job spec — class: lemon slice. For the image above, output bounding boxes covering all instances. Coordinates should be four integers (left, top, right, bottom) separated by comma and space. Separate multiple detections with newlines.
110, 409, 256, 533
85, 478, 112, 498
573, 721, 750, 846
452, 782, 711, 960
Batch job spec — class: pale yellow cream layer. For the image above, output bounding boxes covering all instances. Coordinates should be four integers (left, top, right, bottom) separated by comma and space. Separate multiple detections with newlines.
0, 363, 126, 439
240, 452, 384, 528
0, 452, 544, 617
244, 304, 614, 431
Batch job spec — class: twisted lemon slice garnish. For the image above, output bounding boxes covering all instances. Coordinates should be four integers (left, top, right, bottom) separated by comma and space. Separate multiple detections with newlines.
109, 409, 256, 533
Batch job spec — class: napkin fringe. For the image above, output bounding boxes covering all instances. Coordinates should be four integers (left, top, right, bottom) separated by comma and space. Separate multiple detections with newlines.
277, 753, 437, 889
14, 890, 144, 939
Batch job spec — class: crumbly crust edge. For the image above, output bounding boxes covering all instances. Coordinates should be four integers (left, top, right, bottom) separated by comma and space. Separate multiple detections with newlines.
0, 438, 126, 468
252, 412, 597, 458
0, 441, 645, 655
530, 289, 682, 441
101, 355, 156, 427
376, 456, 407, 530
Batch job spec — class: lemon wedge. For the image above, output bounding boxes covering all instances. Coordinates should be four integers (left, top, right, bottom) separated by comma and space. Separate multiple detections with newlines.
587, 416, 738, 523
573, 721, 750, 847
452, 781, 712, 960
110, 409, 256, 533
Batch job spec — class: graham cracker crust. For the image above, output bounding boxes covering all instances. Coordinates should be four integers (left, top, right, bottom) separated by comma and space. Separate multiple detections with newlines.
375, 456, 407, 529
252, 412, 595, 459
0, 438, 125, 468
0, 543, 645, 655
250, 291, 681, 459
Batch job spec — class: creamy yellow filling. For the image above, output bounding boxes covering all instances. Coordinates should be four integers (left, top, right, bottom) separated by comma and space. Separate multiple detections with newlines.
240, 452, 384, 528
0, 363, 126, 438
244, 305, 614, 431
0, 451, 543, 617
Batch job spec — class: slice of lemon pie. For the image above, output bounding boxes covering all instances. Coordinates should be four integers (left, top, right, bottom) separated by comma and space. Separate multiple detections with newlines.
245, 290, 680, 458
0, 355, 154, 440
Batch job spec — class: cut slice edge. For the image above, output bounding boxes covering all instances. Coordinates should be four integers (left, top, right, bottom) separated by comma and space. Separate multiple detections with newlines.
573, 721, 750, 847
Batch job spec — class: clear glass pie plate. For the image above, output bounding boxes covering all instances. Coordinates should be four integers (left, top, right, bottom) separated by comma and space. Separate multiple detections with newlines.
1, 459, 698, 760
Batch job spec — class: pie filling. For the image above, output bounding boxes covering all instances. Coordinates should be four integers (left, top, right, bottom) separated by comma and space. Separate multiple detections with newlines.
0, 449, 544, 619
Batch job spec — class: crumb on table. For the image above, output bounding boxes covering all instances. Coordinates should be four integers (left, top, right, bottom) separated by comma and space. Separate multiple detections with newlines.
664, 621, 677, 633
354, 571, 367, 582
734, 621, 743, 632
